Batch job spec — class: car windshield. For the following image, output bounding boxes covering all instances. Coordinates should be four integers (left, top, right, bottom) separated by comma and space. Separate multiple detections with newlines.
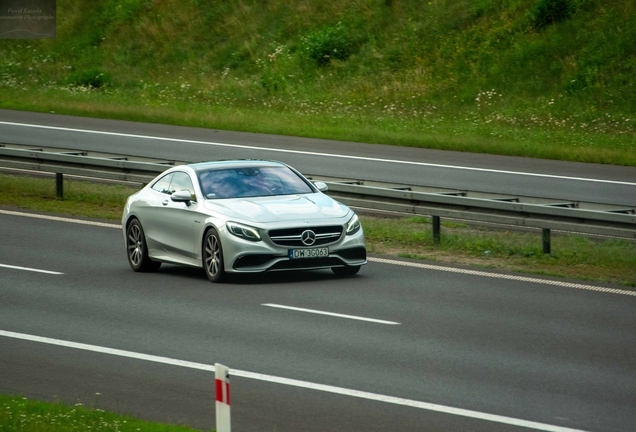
197, 166, 314, 199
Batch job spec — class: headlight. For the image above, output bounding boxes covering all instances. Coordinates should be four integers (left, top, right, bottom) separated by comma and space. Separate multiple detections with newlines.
345, 214, 361, 235
227, 221, 261, 242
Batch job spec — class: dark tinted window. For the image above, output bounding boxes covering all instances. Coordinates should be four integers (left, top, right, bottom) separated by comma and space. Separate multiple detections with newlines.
198, 166, 313, 199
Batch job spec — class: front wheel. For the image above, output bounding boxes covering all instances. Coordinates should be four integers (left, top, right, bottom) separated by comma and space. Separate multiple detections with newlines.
331, 265, 360, 276
126, 219, 161, 272
203, 228, 225, 283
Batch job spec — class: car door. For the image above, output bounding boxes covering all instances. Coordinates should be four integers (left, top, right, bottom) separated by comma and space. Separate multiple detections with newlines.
140, 172, 174, 253
155, 171, 199, 262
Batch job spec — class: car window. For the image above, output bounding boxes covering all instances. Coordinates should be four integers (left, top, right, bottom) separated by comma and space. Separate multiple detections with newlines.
198, 166, 313, 199
151, 173, 174, 194
170, 172, 195, 196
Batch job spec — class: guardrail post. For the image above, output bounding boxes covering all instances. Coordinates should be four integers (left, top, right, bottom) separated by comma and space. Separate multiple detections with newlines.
432, 216, 441, 244
542, 228, 551, 254
56, 173, 64, 198
215, 363, 231, 432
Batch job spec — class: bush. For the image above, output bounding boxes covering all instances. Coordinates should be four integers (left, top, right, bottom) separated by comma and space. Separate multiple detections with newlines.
533, 0, 574, 29
66, 69, 110, 89
302, 23, 353, 66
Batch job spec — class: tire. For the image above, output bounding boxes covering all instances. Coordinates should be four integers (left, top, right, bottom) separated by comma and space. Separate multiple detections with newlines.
203, 228, 225, 283
331, 265, 360, 276
126, 219, 161, 272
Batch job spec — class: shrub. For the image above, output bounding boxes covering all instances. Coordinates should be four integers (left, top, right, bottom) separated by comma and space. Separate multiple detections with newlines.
257, 45, 293, 93
301, 23, 353, 66
66, 69, 110, 88
533, 0, 574, 29
260, 70, 287, 93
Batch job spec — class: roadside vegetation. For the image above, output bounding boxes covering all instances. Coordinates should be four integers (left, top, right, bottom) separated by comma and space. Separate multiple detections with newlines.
363, 216, 636, 287
0, 395, 208, 432
0, 0, 634, 165
1, 172, 634, 287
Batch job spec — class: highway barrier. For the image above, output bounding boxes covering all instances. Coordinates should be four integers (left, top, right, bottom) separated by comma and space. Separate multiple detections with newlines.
1, 142, 635, 253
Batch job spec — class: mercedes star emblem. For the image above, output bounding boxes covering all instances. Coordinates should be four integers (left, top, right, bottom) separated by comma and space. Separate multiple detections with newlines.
301, 230, 316, 246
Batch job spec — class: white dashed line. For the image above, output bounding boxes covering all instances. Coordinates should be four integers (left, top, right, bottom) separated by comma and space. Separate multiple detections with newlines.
262, 303, 400, 325
0, 263, 63, 275
0, 209, 120, 228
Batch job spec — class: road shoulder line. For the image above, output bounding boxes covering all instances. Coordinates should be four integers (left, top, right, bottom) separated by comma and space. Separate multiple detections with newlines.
3, 209, 633, 296
1, 120, 634, 186
0, 329, 588, 432
368, 257, 636, 296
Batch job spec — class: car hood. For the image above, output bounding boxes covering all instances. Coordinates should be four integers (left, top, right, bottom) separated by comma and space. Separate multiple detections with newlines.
203, 193, 350, 223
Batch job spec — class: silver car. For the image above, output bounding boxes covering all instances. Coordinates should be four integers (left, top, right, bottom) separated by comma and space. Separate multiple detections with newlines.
122, 160, 366, 282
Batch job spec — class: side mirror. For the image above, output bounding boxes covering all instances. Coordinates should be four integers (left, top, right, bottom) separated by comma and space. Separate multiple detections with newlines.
313, 181, 328, 192
171, 190, 194, 206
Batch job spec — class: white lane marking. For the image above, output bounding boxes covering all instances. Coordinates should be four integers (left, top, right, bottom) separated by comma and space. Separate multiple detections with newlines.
0, 209, 120, 228
1, 120, 634, 186
368, 257, 636, 297
0, 264, 63, 275
0, 330, 588, 432
262, 303, 400, 325
2, 210, 632, 297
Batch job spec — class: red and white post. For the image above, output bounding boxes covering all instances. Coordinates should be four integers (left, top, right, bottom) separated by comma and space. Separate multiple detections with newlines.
215, 363, 231, 432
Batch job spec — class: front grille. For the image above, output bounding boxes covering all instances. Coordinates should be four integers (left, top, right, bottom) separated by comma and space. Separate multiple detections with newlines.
268, 225, 343, 247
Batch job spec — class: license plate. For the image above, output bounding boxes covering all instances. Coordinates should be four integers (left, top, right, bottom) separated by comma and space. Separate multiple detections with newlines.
289, 248, 329, 259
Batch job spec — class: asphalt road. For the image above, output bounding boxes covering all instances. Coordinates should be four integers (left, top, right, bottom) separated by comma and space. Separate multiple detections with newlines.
1, 110, 636, 431
1, 210, 635, 432
1, 109, 635, 206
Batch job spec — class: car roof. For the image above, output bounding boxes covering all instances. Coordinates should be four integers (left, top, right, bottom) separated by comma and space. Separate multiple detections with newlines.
189, 160, 286, 172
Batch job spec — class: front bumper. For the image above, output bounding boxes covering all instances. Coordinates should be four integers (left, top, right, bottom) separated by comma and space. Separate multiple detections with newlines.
222, 227, 367, 273
232, 246, 367, 272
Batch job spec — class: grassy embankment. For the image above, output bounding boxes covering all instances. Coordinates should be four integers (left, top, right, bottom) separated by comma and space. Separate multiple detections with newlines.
1, 172, 634, 287
0, 395, 209, 432
0, 0, 634, 165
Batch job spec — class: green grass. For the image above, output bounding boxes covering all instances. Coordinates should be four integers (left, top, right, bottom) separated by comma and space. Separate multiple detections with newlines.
1, 173, 634, 287
0, 0, 634, 165
0, 395, 209, 431
0, 173, 133, 220
363, 216, 636, 287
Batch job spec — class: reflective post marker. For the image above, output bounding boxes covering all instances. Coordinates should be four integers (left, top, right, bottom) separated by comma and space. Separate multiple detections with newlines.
215, 363, 231, 432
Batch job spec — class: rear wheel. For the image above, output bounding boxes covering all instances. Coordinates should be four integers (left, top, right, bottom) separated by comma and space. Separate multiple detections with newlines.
126, 219, 161, 272
331, 265, 360, 276
203, 228, 225, 282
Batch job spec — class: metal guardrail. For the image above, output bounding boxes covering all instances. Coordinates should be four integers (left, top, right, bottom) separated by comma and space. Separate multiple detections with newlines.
317, 177, 636, 236
1, 143, 635, 252
0, 142, 180, 184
